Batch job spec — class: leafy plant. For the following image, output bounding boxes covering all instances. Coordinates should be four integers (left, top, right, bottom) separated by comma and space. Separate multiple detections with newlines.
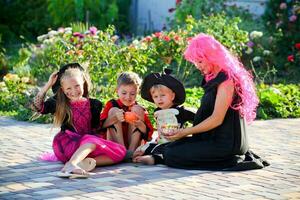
263, 0, 300, 80
257, 83, 300, 119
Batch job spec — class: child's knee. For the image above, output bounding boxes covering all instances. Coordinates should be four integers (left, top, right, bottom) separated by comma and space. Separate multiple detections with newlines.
108, 107, 120, 115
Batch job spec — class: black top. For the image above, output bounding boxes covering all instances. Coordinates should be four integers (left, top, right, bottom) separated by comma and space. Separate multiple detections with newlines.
41, 97, 102, 133
193, 71, 248, 155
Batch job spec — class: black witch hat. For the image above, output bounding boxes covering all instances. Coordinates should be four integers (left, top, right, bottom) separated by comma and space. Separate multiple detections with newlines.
140, 69, 185, 105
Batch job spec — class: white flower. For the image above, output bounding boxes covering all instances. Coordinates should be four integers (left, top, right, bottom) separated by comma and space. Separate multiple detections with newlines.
140, 42, 147, 50
0, 82, 6, 88
0, 87, 8, 92
263, 50, 271, 56
253, 56, 261, 62
64, 30, 72, 35
21, 77, 30, 83
250, 31, 263, 40
245, 47, 253, 54
64, 27, 72, 32
271, 87, 281, 95
132, 39, 140, 46
37, 34, 48, 42
48, 30, 58, 37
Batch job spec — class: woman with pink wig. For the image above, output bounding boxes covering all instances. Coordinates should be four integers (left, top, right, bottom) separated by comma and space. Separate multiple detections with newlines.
134, 33, 269, 170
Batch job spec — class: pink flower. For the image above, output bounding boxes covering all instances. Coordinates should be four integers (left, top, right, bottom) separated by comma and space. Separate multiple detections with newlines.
153, 32, 162, 38
143, 36, 152, 42
176, 0, 181, 5
279, 3, 287, 10
295, 43, 300, 50
89, 26, 97, 35
287, 55, 294, 62
276, 21, 283, 28
162, 35, 170, 42
73, 32, 84, 39
247, 41, 254, 48
289, 15, 297, 22
57, 27, 65, 33
186, 37, 193, 43
173, 35, 180, 41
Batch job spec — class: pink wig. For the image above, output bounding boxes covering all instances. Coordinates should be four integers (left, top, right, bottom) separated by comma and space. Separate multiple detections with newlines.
184, 33, 259, 123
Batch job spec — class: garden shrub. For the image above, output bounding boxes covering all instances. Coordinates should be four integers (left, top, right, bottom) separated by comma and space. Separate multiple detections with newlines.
0, 73, 51, 122
13, 25, 153, 100
263, 0, 300, 81
241, 30, 278, 84
257, 84, 300, 119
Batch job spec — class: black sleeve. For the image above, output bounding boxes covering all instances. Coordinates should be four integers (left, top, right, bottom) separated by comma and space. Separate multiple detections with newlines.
182, 108, 196, 123
90, 98, 103, 129
177, 106, 195, 127
41, 96, 57, 114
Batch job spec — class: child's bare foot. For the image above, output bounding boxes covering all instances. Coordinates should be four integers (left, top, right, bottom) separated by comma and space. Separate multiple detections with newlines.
133, 155, 155, 165
58, 162, 89, 178
61, 162, 88, 175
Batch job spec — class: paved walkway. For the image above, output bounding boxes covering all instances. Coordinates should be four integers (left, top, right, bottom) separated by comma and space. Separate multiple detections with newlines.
0, 116, 300, 200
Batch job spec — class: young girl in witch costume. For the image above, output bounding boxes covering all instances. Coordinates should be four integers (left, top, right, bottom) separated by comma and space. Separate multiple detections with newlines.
100, 72, 153, 151
32, 63, 126, 178
133, 34, 269, 170
133, 69, 195, 164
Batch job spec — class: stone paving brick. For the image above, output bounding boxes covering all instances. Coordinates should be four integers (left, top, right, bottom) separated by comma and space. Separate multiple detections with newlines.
1, 116, 300, 199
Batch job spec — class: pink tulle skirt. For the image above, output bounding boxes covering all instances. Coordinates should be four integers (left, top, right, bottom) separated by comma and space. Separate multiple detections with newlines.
52, 130, 126, 163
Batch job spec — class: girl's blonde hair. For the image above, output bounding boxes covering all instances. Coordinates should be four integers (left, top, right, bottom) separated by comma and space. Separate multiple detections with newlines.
53, 68, 90, 127
117, 72, 142, 89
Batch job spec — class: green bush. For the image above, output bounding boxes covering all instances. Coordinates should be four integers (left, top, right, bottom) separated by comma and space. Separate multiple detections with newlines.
257, 84, 300, 119
263, 0, 300, 80
0, 73, 50, 122
13, 25, 153, 100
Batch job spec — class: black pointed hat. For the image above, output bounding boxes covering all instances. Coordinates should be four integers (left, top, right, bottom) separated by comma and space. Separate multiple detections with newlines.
141, 68, 185, 105
51, 63, 84, 94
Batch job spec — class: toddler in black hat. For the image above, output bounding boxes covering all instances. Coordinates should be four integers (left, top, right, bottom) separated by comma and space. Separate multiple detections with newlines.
133, 69, 195, 165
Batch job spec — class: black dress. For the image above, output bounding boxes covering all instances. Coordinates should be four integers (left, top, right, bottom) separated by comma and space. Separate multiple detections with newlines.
161, 72, 269, 170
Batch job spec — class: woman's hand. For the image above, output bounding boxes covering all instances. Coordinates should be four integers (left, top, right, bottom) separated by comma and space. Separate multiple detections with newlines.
165, 128, 186, 141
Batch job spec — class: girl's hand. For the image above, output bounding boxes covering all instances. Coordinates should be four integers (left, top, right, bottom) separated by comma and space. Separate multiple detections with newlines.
46, 71, 58, 87
165, 128, 186, 141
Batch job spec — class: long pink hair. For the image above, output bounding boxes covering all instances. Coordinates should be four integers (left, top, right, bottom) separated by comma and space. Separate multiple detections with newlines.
184, 33, 259, 123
